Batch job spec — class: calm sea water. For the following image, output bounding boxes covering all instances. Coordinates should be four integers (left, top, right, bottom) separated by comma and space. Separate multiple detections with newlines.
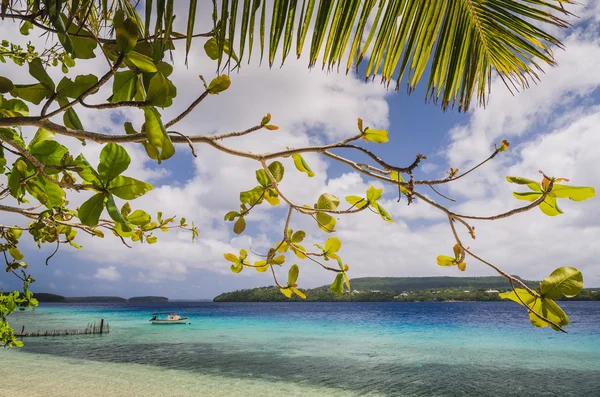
3, 302, 600, 397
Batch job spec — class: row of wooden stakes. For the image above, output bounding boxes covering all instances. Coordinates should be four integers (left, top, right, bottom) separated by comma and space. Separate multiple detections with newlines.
16, 319, 109, 337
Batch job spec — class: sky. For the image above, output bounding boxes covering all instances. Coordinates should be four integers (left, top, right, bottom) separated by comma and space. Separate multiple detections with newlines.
1, 2, 600, 299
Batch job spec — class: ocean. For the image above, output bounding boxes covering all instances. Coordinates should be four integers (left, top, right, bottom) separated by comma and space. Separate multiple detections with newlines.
2, 301, 600, 397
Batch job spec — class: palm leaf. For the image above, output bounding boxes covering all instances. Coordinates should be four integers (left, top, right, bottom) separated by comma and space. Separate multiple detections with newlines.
207, 0, 572, 111
63, 0, 570, 112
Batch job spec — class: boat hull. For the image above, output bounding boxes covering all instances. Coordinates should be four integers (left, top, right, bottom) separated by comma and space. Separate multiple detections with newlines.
150, 318, 189, 324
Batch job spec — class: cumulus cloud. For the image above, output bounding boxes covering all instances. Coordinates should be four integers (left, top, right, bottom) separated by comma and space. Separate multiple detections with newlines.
93, 267, 122, 282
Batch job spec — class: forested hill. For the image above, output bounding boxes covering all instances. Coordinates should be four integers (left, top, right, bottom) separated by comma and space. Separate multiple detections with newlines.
345, 276, 538, 291
213, 276, 600, 303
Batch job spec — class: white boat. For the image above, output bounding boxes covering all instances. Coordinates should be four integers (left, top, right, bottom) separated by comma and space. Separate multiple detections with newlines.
149, 312, 189, 324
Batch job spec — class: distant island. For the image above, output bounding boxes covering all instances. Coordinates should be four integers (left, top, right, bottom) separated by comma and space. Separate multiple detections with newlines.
213, 276, 600, 302
34, 294, 169, 303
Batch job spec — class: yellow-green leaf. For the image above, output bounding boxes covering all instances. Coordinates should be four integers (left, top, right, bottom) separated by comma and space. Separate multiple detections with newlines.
292, 153, 315, 177
255, 260, 269, 272
291, 287, 306, 299
436, 255, 456, 266
540, 267, 583, 299
288, 264, 299, 286
549, 185, 595, 201
279, 287, 293, 298
207, 75, 231, 95
362, 128, 388, 144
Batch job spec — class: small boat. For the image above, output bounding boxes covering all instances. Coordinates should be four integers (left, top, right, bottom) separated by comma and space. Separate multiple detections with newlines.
149, 312, 189, 324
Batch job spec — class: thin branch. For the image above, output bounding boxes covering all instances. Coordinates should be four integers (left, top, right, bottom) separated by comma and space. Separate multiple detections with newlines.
41, 54, 125, 120
164, 90, 210, 128
416, 149, 500, 185
168, 131, 197, 157
429, 185, 456, 202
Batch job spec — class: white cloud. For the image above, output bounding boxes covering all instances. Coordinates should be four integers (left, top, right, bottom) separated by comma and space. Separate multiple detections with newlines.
93, 266, 121, 281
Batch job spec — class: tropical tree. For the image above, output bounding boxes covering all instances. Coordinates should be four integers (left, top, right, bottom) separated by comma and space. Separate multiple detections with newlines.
0, 0, 594, 346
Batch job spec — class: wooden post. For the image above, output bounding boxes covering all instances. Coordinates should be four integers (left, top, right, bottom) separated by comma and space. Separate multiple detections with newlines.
99, 319, 104, 335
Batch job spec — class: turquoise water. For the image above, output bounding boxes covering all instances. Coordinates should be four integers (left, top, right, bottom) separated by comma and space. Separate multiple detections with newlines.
3, 302, 600, 396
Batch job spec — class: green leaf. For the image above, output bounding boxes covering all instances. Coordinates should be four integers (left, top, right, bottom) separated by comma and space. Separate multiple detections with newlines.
366, 186, 383, 203
550, 185, 595, 201
316, 212, 336, 233
98, 143, 131, 184
255, 169, 270, 187
105, 194, 131, 230
292, 153, 315, 177
56, 75, 98, 98
125, 52, 158, 72
540, 267, 583, 299
0, 97, 28, 117
30, 140, 68, 171
324, 237, 341, 255
10, 83, 52, 105
254, 260, 269, 272
62, 107, 82, 132
272, 255, 286, 265
506, 176, 542, 192
240, 186, 264, 206
234, 216, 246, 234
28, 129, 54, 150
29, 58, 55, 90
0, 76, 14, 93
291, 230, 305, 243
110, 71, 138, 103
207, 75, 231, 95
330, 273, 345, 295
204, 37, 239, 63
74, 154, 101, 185
116, 17, 139, 55
143, 107, 175, 162
20, 21, 33, 35
231, 262, 244, 274
128, 210, 151, 227
499, 288, 537, 306
288, 264, 299, 286
373, 202, 393, 222
8, 247, 24, 260
317, 193, 339, 210
264, 188, 280, 206
528, 298, 569, 329
512, 191, 541, 202
58, 20, 97, 59
268, 161, 285, 182
146, 72, 175, 107
224, 211, 240, 221
108, 176, 153, 200
28, 175, 65, 208
78, 193, 106, 226
362, 128, 388, 144
436, 255, 456, 266
539, 196, 563, 217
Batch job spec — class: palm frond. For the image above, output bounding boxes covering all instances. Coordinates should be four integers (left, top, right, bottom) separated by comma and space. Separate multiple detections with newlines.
206, 0, 573, 111
21, 0, 572, 111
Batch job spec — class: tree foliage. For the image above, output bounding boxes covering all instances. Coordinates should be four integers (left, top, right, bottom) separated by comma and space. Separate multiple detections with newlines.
0, 1, 595, 346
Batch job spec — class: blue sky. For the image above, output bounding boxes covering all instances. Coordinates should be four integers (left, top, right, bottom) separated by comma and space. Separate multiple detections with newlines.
1, 2, 600, 299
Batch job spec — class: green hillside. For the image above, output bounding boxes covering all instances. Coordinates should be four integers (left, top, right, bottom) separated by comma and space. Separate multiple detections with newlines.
344, 276, 538, 291
213, 276, 600, 302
